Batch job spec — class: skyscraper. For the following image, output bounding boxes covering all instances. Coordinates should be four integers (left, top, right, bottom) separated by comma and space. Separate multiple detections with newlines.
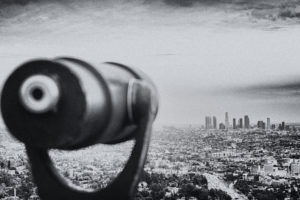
267, 118, 271, 130
257, 121, 265, 129
219, 123, 226, 130
244, 115, 250, 129
233, 118, 236, 129
281, 121, 285, 130
225, 112, 229, 129
213, 116, 217, 129
205, 116, 212, 130
271, 124, 276, 130
239, 118, 243, 129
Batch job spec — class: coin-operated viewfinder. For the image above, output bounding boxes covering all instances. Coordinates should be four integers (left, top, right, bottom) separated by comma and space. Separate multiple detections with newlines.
1, 57, 159, 200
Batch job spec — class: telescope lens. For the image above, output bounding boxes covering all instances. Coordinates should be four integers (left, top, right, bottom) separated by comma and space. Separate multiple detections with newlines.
19, 74, 60, 114
31, 87, 44, 100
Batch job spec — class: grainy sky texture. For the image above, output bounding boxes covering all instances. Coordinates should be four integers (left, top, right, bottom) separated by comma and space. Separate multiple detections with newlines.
1, 0, 300, 126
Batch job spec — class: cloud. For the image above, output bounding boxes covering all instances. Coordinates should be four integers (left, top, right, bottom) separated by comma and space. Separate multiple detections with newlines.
231, 79, 300, 99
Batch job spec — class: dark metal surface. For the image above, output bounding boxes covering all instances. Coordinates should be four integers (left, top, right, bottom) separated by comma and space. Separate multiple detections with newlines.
27, 81, 155, 200
0, 57, 158, 200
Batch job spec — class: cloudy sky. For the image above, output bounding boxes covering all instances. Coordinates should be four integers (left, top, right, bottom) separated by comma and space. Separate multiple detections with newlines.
1, 0, 300, 126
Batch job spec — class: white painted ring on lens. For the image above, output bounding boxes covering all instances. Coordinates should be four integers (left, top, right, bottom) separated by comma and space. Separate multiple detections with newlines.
19, 75, 60, 114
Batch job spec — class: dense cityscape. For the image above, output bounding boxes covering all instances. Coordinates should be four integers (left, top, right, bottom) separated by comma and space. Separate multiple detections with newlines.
205, 112, 293, 131
1, 112, 300, 199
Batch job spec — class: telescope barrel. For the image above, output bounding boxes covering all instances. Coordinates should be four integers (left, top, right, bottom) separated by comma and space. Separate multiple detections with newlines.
1, 57, 158, 150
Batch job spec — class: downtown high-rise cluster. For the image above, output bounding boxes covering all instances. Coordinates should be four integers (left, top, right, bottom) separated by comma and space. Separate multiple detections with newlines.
204, 112, 289, 130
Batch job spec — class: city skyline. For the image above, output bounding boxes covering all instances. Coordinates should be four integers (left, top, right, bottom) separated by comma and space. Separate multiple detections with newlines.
203, 112, 299, 129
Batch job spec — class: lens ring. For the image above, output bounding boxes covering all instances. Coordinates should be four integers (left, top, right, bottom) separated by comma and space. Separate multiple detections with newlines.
19, 74, 60, 114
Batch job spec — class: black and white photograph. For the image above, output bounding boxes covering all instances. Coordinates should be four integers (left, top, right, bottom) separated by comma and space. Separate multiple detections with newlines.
1, 0, 300, 199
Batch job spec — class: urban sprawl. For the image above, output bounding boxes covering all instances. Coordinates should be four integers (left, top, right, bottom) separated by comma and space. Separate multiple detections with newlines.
1, 112, 300, 199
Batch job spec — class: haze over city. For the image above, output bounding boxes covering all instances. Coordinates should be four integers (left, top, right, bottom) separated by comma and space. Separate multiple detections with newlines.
1, 0, 300, 126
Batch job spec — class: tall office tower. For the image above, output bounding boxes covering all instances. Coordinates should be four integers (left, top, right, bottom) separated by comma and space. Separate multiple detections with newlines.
257, 121, 265, 129
233, 118, 236, 129
244, 115, 250, 129
205, 116, 212, 130
239, 118, 243, 129
213, 116, 217, 129
271, 124, 276, 130
208, 117, 212, 129
257, 121, 262, 129
281, 121, 285, 130
219, 123, 226, 130
225, 112, 229, 129
267, 118, 271, 130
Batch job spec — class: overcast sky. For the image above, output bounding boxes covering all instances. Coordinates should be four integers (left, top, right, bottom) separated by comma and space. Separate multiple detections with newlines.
1, 0, 300, 126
